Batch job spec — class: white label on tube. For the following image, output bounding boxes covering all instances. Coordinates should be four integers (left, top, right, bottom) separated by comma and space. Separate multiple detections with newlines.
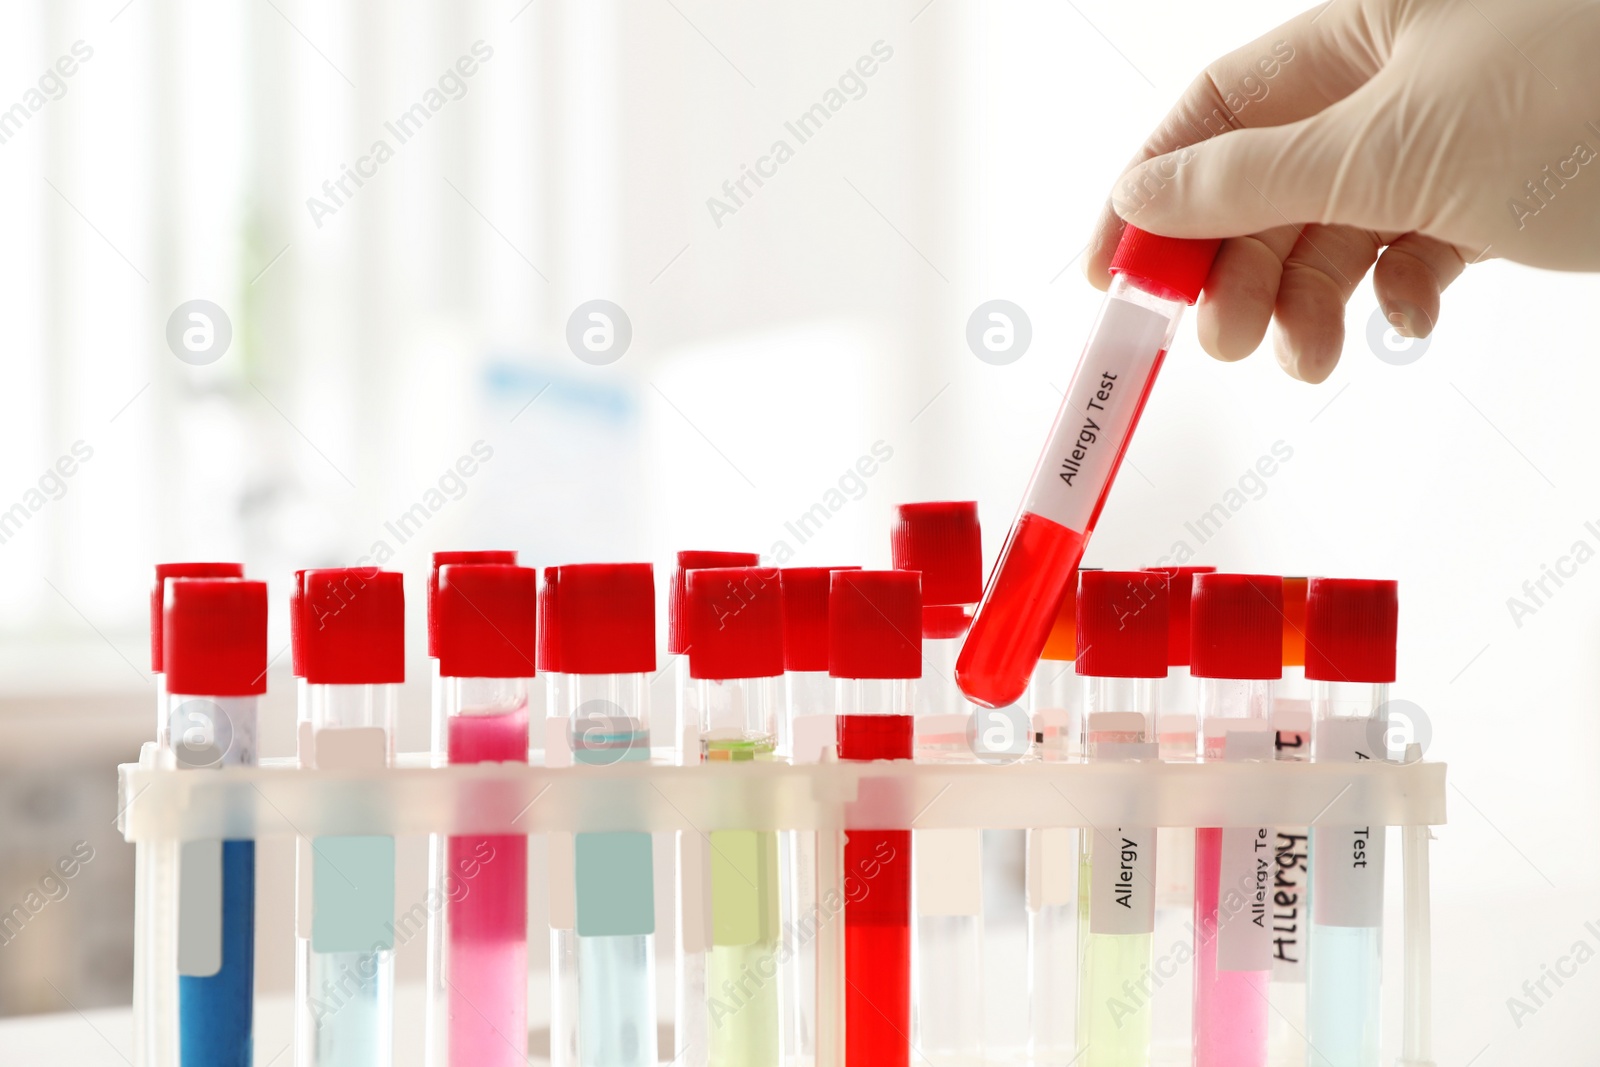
1215, 727, 1273, 971
548, 832, 576, 930
545, 716, 573, 769
1022, 297, 1172, 532
1312, 717, 1385, 927
1027, 827, 1076, 910
1088, 725, 1157, 935
678, 832, 710, 953
177, 838, 222, 977
916, 828, 983, 916
1272, 697, 1311, 981
313, 726, 386, 770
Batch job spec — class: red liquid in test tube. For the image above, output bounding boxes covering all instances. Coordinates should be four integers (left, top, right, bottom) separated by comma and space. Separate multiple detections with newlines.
956, 228, 1221, 709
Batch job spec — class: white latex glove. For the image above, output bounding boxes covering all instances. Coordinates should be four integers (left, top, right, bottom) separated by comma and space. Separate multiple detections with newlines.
1086, 0, 1600, 382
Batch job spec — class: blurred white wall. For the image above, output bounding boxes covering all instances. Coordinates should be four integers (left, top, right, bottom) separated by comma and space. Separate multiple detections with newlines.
0, 0, 1595, 1060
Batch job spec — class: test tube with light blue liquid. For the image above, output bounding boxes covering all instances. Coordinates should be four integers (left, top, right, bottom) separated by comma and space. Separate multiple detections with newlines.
558, 563, 660, 1067
294, 569, 403, 1066
540, 567, 580, 1067
1305, 579, 1399, 1067
157, 573, 262, 1067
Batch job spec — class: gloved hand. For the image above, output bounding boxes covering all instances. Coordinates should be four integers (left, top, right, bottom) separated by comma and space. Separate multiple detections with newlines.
1086, 0, 1600, 382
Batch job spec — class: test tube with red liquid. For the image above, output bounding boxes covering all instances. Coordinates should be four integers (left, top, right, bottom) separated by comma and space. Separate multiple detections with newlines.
829, 569, 920, 1067
429, 563, 538, 1066
955, 228, 1221, 709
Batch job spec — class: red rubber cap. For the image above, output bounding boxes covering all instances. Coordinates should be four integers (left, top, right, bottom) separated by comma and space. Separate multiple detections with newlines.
1143, 566, 1216, 668
163, 578, 268, 696
1304, 578, 1398, 684
829, 570, 922, 680
1190, 573, 1283, 680
890, 501, 983, 611
686, 567, 784, 680
537, 567, 561, 673
1076, 570, 1169, 679
668, 550, 761, 655
437, 564, 538, 679
554, 563, 656, 676
779, 566, 859, 672
1109, 225, 1222, 305
428, 551, 517, 657
151, 562, 245, 672
1282, 576, 1309, 669
302, 569, 405, 685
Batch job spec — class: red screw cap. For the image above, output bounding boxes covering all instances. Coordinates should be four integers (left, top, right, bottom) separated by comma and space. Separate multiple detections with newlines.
1144, 566, 1216, 668
1190, 573, 1284, 681
891, 501, 983, 608
428, 551, 517, 657
1304, 578, 1398, 684
151, 562, 245, 672
554, 563, 656, 676
828, 570, 922, 680
537, 566, 561, 674
437, 564, 538, 679
1109, 225, 1222, 306
778, 566, 859, 672
668, 550, 761, 655
301, 569, 406, 685
163, 578, 268, 697
1076, 570, 1169, 679
686, 567, 784, 680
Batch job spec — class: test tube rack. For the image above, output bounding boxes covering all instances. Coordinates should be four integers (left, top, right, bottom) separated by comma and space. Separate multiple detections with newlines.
119, 746, 1446, 1067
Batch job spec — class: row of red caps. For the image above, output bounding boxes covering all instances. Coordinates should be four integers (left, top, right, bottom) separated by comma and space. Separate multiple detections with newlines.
146, 501, 1396, 700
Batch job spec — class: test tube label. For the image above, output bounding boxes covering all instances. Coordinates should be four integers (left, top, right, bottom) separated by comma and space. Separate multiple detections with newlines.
311, 835, 397, 953
575, 832, 655, 937
1215, 727, 1273, 971
177, 838, 223, 977
1021, 298, 1170, 532
915, 828, 983, 917
1089, 825, 1156, 935
1311, 718, 1386, 927
710, 829, 779, 945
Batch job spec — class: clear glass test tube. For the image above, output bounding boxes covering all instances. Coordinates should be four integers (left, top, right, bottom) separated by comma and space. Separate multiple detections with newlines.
1190, 574, 1282, 1067
159, 576, 263, 1067
831, 570, 920, 1067
1306, 578, 1399, 1067
1270, 576, 1312, 1062
955, 230, 1221, 710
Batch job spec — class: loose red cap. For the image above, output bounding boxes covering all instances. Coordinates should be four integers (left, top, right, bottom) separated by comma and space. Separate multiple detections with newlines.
668, 550, 760, 655
1076, 571, 1169, 679
686, 567, 784, 680
554, 563, 655, 676
1282, 576, 1309, 669
1144, 566, 1216, 668
829, 570, 922, 680
436, 564, 538, 678
537, 567, 561, 673
428, 551, 517, 657
301, 569, 405, 685
891, 501, 982, 608
779, 566, 859, 672
151, 562, 245, 672
1190, 573, 1283, 680
1109, 225, 1221, 306
163, 578, 267, 696
1304, 578, 1398, 684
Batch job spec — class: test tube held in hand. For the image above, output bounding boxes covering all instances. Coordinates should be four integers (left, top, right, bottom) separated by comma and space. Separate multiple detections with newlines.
956, 228, 1220, 709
